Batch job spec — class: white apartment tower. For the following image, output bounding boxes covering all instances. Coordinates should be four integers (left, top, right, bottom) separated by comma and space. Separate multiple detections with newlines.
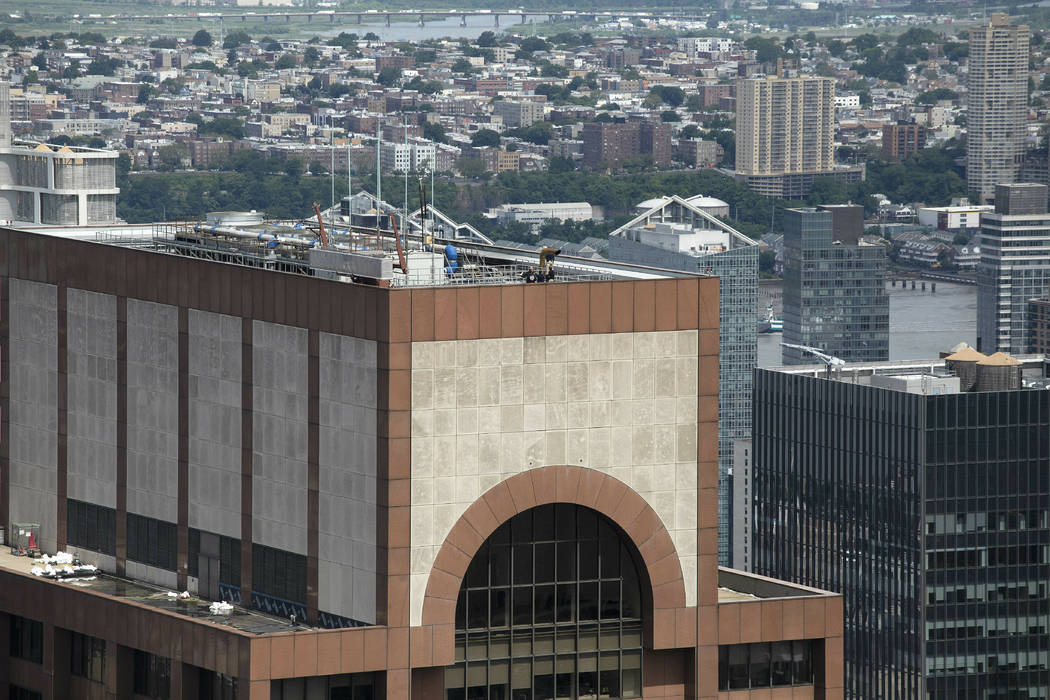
967, 13, 1030, 203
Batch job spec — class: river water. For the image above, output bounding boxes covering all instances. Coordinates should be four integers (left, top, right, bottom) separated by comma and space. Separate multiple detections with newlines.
315, 14, 555, 42
757, 280, 977, 367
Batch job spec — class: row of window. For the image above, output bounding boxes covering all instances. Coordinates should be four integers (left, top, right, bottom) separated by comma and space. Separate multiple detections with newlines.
127, 513, 178, 572
717, 641, 815, 691
10, 615, 43, 664
252, 543, 308, 606
927, 545, 1050, 570
67, 499, 116, 556
10, 615, 232, 700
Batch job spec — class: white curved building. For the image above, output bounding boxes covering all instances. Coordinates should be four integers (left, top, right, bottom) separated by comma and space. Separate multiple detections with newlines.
0, 82, 119, 226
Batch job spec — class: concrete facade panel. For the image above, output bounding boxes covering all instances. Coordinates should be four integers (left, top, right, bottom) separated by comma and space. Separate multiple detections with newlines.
9, 278, 59, 552
126, 300, 179, 523
252, 321, 308, 553
66, 288, 117, 509
409, 330, 700, 626
318, 332, 378, 624
188, 310, 242, 539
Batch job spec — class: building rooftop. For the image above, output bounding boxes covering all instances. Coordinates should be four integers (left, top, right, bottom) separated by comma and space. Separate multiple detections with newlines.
30, 199, 702, 289
0, 550, 313, 636
717, 567, 840, 602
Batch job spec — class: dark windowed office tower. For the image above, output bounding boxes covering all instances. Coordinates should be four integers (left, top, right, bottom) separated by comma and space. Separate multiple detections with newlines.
607, 195, 759, 567
0, 223, 844, 699
751, 350, 1050, 700
977, 183, 1050, 354
781, 208, 888, 365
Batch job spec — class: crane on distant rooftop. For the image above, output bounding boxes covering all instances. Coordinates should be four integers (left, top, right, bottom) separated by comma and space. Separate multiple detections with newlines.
780, 342, 846, 379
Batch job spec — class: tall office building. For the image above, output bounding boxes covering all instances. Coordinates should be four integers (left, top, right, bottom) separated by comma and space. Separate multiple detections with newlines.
967, 13, 1030, 203
752, 353, 1050, 700
607, 194, 759, 567
977, 183, 1050, 353
781, 208, 889, 365
735, 75, 861, 198
0, 219, 844, 698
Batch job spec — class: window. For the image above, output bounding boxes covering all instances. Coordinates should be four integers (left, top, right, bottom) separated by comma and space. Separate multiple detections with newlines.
446, 504, 644, 700
198, 670, 238, 700
718, 641, 815, 690
271, 673, 376, 700
127, 514, 177, 572
10, 615, 43, 664
67, 499, 116, 556
71, 631, 106, 683
133, 649, 171, 700
10, 685, 42, 700
251, 544, 307, 606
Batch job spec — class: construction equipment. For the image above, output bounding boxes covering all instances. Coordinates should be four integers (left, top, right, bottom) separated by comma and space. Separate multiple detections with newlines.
538, 247, 560, 273
312, 202, 329, 248
389, 212, 408, 273
780, 342, 845, 379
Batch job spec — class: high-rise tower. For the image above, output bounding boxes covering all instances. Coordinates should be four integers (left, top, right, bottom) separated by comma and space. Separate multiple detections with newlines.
967, 13, 1030, 202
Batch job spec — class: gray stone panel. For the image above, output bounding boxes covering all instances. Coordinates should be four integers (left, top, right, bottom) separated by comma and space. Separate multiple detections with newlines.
126, 300, 179, 522
188, 310, 241, 539
66, 289, 117, 509
318, 333, 377, 624
8, 279, 58, 552
252, 321, 308, 553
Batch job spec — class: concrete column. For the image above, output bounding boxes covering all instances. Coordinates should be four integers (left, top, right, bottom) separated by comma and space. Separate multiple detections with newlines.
103, 640, 120, 698
51, 627, 70, 700
115, 645, 134, 698
179, 663, 199, 700
0, 612, 10, 691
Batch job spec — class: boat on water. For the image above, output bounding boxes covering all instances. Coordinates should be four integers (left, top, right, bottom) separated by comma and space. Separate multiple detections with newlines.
759, 304, 783, 333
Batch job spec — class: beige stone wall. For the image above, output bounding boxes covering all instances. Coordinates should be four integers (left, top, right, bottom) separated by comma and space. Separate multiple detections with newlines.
409, 330, 700, 626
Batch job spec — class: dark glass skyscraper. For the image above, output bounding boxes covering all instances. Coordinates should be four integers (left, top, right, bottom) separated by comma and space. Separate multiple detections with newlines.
607, 195, 758, 566
781, 208, 888, 365
751, 357, 1050, 700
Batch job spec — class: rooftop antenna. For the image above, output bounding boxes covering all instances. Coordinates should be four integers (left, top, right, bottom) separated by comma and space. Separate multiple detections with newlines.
403, 114, 409, 250
330, 114, 336, 211
780, 342, 846, 379
376, 121, 382, 243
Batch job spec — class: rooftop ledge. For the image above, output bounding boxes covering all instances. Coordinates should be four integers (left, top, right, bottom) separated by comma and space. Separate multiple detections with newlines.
0, 548, 317, 636
717, 566, 839, 602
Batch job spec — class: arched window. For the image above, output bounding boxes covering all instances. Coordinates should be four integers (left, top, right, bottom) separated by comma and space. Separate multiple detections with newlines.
445, 504, 645, 700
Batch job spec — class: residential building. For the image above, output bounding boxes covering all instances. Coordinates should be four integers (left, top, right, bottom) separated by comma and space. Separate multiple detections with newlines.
492, 100, 544, 128
735, 74, 852, 198
882, 121, 926, 159
917, 204, 993, 232
0, 218, 844, 699
967, 14, 1030, 202
380, 141, 436, 173
639, 122, 672, 167
753, 353, 1050, 699
781, 208, 889, 364
697, 83, 732, 108
677, 37, 734, 56
977, 183, 1050, 353
581, 122, 671, 171
607, 195, 758, 567
678, 139, 722, 168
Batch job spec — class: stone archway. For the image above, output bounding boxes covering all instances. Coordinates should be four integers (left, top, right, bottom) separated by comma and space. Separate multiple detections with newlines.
420, 465, 689, 652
